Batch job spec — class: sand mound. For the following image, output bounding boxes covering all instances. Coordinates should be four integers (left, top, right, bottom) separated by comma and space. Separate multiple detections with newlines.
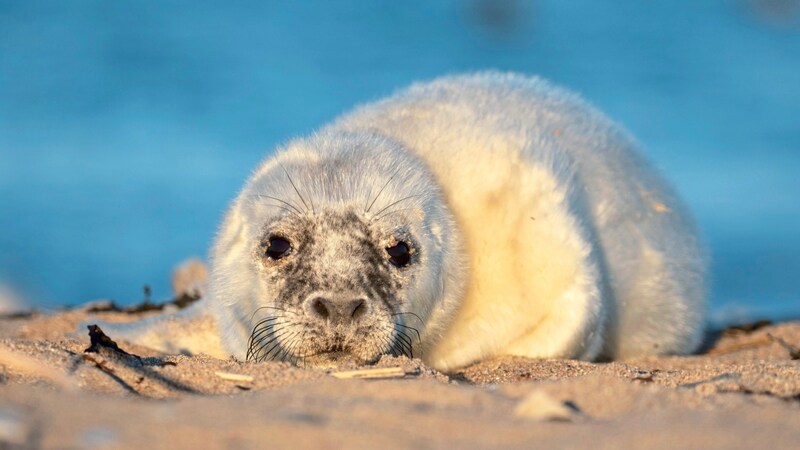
1, 307, 799, 449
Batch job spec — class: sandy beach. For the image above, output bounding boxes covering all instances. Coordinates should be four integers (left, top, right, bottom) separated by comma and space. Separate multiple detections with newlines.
0, 305, 798, 449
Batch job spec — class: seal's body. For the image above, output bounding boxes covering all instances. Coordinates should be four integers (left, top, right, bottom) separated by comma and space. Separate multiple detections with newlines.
95, 73, 706, 371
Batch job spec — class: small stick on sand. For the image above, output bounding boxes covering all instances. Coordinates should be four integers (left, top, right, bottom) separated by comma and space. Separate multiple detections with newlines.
330, 367, 406, 379
214, 371, 255, 383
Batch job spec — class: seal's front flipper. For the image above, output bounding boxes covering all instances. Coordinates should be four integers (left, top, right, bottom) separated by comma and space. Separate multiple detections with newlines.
80, 302, 228, 359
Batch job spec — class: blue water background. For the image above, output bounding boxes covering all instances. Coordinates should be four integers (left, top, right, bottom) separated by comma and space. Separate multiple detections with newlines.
1, 1, 799, 325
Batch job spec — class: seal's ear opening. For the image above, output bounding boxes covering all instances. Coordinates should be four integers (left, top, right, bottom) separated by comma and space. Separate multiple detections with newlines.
386, 241, 411, 267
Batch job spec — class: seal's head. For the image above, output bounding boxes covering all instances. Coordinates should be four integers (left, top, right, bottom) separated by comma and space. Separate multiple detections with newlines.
208, 131, 465, 367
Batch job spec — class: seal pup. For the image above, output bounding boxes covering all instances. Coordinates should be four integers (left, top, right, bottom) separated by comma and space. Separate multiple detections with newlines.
91, 72, 707, 371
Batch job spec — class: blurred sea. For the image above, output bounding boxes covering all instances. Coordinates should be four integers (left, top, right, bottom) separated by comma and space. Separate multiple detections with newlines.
1, 0, 799, 325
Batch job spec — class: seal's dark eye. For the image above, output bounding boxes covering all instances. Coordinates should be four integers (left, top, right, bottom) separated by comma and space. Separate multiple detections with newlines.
266, 237, 292, 260
386, 241, 411, 268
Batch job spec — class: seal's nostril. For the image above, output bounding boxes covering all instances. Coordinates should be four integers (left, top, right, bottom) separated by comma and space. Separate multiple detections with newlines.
305, 295, 370, 325
311, 298, 330, 320
351, 299, 367, 321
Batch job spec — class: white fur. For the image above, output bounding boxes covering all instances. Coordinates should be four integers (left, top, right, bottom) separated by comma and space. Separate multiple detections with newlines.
90, 72, 707, 371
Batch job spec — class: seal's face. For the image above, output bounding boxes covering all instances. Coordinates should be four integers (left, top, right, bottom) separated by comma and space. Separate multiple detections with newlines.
208, 132, 464, 368
246, 209, 419, 366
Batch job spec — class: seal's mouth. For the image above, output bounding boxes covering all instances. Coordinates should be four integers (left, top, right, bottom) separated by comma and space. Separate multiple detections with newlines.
314, 350, 353, 361
245, 311, 419, 367
304, 349, 371, 368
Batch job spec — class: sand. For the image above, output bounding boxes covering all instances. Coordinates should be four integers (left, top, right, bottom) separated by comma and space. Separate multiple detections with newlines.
0, 305, 798, 449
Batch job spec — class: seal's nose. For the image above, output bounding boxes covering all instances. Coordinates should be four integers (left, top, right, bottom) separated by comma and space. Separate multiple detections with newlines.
305, 295, 368, 326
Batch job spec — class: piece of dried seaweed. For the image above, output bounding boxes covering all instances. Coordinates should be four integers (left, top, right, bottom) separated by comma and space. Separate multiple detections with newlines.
722, 320, 773, 337
330, 367, 407, 379
83, 324, 140, 360
85, 293, 201, 315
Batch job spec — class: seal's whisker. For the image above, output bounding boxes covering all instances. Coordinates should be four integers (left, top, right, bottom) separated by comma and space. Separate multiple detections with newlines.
253, 195, 304, 216
394, 328, 413, 350
287, 335, 311, 367
385, 338, 401, 358
247, 321, 278, 361
262, 204, 303, 217
379, 323, 412, 358
400, 328, 415, 358
373, 331, 394, 356
272, 331, 299, 361
274, 338, 291, 362
395, 323, 422, 343
249, 317, 281, 332
392, 311, 424, 325
251, 315, 284, 326
283, 331, 305, 364
279, 163, 313, 214
251, 325, 301, 362
251, 337, 276, 362
394, 329, 414, 358
264, 330, 300, 361
392, 338, 409, 358
373, 207, 418, 223
247, 326, 274, 356
248, 332, 271, 362
248, 323, 298, 362
297, 332, 308, 365
269, 329, 302, 360
365, 173, 397, 214
370, 194, 422, 221
246, 340, 256, 361
249, 322, 292, 344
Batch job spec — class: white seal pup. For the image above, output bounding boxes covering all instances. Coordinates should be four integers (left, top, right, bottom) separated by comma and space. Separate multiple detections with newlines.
92, 72, 707, 371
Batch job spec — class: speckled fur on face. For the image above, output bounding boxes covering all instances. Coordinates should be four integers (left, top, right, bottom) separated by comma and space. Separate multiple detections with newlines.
247, 208, 416, 365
